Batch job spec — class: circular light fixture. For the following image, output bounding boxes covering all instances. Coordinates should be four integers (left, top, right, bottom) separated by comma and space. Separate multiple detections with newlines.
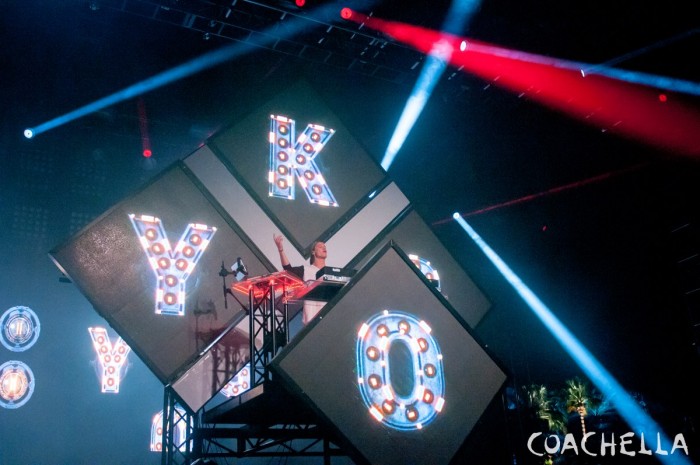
1, 306, 41, 352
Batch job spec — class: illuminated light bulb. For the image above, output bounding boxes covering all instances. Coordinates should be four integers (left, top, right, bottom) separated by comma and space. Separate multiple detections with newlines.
368, 374, 382, 389
164, 293, 177, 305
278, 138, 288, 148
340, 7, 353, 20
406, 406, 419, 421
278, 151, 288, 161
382, 399, 395, 414
366, 346, 380, 361
182, 246, 194, 258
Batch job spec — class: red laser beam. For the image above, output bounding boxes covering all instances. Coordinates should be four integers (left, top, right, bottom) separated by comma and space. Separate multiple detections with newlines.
137, 97, 152, 159
433, 162, 650, 225
341, 9, 700, 157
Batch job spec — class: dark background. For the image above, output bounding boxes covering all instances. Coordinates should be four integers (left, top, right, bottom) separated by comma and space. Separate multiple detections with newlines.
1, 0, 699, 464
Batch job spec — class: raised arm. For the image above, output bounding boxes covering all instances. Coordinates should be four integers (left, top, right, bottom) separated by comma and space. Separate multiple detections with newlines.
273, 233, 291, 267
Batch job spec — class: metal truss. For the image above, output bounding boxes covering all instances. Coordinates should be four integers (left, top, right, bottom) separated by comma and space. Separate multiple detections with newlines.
96, 0, 426, 85
191, 423, 347, 463
248, 281, 289, 387
162, 387, 196, 465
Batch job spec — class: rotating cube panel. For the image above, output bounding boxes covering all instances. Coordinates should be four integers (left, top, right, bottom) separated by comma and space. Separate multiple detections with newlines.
209, 80, 386, 249
271, 243, 507, 465
50, 163, 273, 386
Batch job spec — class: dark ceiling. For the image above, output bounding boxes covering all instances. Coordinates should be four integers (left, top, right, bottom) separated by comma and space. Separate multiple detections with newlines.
1, 0, 699, 462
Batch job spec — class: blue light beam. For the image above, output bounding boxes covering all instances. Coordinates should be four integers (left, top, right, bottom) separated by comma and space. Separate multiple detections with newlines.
453, 212, 692, 464
23, 3, 343, 139
380, 0, 481, 171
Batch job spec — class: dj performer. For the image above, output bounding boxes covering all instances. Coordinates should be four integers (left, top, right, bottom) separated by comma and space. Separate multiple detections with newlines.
273, 233, 327, 325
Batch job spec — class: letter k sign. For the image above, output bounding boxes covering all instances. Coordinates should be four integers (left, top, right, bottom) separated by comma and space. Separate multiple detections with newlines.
268, 115, 339, 207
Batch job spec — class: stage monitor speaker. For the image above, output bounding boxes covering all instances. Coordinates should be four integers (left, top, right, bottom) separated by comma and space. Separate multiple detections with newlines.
50, 163, 271, 396
271, 242, 507, 465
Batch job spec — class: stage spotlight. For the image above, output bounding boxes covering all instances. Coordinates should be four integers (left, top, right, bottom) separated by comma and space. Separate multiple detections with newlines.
23, 129, 34, 139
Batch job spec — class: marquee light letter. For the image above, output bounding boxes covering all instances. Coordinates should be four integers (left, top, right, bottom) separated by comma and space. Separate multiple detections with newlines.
89, 327, 131, 394
150, 407, 190, 452
268, 115, 339, 207
219, 363, 251, 398
356, 310, 445, 431
408, 254, 442, 292
129, 214, 217, 316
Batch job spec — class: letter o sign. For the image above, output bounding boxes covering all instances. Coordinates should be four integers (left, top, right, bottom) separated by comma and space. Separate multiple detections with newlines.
356, 310, 445, 430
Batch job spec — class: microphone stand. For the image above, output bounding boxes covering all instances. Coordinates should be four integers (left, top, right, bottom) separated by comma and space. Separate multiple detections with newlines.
219, 261, 248, 312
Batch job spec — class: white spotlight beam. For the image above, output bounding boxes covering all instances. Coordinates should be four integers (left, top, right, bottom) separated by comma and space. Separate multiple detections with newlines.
453, 212, 692, 465
381, 0, 481, 171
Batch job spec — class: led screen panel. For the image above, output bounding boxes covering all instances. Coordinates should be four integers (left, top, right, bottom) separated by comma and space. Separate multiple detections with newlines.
50, 163, 271, 383
271, 243, 507, 465
208, 79, 386, 250
348, 209, 491, 328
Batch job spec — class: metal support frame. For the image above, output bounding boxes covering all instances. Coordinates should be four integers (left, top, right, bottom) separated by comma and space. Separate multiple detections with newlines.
248, 280, 289, 387
191, 424, 346, 462
162, 386, 196, 465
